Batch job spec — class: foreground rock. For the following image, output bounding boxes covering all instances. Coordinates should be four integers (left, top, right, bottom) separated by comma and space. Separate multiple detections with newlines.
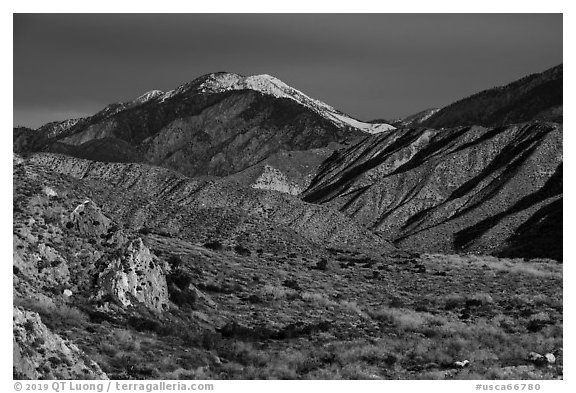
96, 238, 170, 312
13, 307, 108, 380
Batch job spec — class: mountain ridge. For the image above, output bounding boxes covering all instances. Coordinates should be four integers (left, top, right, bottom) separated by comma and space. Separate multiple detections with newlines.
303, 121, 562, 260
421, 64, 562, 128
14, 72, 395, 177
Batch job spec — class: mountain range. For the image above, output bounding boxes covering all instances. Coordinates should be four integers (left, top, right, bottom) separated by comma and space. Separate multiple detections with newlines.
13, 64, 563, 380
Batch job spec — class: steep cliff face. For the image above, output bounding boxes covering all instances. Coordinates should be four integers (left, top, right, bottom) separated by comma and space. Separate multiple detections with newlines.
421, 65, 562, 128
303, 122, 562, 260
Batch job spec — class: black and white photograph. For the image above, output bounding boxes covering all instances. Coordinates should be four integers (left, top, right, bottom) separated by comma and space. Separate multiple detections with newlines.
10, 8, 566, 384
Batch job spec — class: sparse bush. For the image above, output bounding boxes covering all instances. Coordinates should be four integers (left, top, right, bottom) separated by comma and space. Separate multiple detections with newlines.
314, 258, 328, 271
138, 227, 151, 235
204, 240, 223, 251
282, 278, 301, 291
262, 284, 298, 301
15, 297, 88, 328
234, 245, 251, 256
301, 292, 336, 308
167, 254, 183, 268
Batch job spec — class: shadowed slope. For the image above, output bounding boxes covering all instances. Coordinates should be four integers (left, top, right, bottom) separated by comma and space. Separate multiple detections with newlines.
422, 65, 562, 128
303, 122, 562, 260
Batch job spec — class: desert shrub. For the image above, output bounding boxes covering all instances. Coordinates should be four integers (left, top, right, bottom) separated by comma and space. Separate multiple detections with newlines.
138, 227, 151, 235
168, 270, 192, 290
112, 329, 141, 351
168, 286, 197, 308
367, 307, 445, 333
388, 296, 404, 308
234, 245, 251, 256
301, 292, 336, 308
127, 316, 163, 333
15, 297, 88, 328
443, 292, 494, 311
526, 312, 552, 332
339, 300, 366, 317
167, 254, 182, 268
282, 278, 301, 291
261, 284, 293, 300
204, 240, 223, 251
314, 258, 328, 271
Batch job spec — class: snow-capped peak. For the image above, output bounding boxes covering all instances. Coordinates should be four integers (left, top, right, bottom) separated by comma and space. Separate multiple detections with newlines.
132, 90, 165, 105
196, 72, 395, 134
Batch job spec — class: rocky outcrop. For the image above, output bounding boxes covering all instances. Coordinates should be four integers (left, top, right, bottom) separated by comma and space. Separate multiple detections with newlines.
70, 200, 112, 237
13, 307, 107, 379
303, 122, 562, 260
96, 238, 170, 312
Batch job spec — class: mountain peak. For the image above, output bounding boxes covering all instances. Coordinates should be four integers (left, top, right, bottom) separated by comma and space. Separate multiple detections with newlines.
195, 72, 395, 134
133, 90, 165, 105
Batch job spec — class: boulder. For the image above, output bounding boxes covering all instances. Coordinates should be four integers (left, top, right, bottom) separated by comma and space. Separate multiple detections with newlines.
96, 238, 169, 312
527, 351, 547, 366
545, 353, 556, 364
454, 360, 470, 368
42, 186, 58, 197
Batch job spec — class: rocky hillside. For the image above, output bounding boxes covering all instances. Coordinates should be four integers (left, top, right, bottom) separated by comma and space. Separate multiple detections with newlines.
13, 65, 563, 380
14, 73, 394, 177
421, 65, 562, 128
223, 144, 342, 195
27, 153, 395, 254
303, 122, 562, 261
391, 108, 440, 128
13, 153, 563, 380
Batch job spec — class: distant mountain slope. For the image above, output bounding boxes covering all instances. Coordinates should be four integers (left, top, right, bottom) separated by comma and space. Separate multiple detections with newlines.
14, 73, 394, 177
421, 65, 562, 128
28, 153, 395, 254
303, 122, 562, 260
223, 143, 342, 195
391, 108, 440, 128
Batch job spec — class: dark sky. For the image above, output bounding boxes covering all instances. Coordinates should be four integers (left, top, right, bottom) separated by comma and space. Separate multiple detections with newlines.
14, 14, 562, 128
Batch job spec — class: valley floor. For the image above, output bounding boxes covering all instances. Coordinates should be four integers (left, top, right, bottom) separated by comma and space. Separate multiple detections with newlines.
16, 235, 563, 379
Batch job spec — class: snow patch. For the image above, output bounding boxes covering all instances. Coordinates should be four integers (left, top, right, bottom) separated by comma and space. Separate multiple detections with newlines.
132, 90, 165, 105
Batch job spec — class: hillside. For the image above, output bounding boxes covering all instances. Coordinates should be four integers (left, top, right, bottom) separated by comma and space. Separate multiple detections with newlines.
13, 153, 563, 379
421, 65, 562, 128
223, 144, 342, 195
391, 108, 440, 128
13, 65, 563, 381
303, 122, 562, 261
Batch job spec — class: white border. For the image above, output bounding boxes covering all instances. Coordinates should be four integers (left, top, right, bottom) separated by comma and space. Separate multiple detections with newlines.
3, 2, 572, 392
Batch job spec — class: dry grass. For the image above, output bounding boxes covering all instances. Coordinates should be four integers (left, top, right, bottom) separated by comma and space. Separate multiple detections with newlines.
426, 253, 562, 278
